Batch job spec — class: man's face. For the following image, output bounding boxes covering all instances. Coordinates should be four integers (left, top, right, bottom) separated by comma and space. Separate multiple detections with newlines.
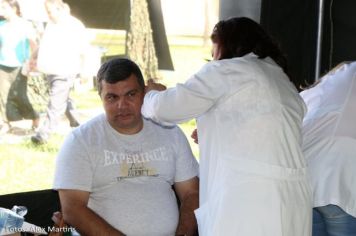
100, 74, 144, 134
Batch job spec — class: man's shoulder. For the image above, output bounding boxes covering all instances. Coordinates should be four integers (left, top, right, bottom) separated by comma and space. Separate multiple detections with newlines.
143, 118, 188, 144
73, 113, 106, 136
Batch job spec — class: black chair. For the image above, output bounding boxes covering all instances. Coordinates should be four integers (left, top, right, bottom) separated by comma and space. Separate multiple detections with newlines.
0, 189, 60, 230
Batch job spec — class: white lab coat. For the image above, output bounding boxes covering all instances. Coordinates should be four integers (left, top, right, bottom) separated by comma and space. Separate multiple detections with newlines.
300, 62, 356, 217
142, 53, 312, 236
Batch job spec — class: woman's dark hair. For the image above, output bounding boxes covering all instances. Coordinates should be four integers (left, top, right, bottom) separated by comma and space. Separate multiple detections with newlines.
96, 58, 145, 95
211, 17, 289, 75
4, 0, 21, 17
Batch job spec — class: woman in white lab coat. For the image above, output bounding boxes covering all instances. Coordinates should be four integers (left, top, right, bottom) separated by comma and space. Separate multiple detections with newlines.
142, 17, 312, 236
301, 62, 356, 236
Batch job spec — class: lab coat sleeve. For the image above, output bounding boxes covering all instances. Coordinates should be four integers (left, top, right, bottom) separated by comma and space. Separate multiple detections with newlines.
142, 62, 228, 124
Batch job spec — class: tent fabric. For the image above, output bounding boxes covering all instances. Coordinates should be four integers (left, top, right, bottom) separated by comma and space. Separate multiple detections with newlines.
0, 189, 60, 230
219, 0, 262, 22
260, 0, 356, 88
63, 0, 130, 30
63, 0, 173, 71
260, 0, 317, 89
320, 0, 356, 74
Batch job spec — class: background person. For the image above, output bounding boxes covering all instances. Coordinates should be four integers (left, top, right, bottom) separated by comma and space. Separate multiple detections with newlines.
54, 58, 199, 236
0, 0, 39, 133
31, 0, 87, 144
301, 62, 356, 236
142, 17, 312, 236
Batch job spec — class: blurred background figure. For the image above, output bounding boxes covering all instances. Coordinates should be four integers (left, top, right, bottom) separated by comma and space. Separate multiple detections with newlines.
31, 0, 88, 144
301, 62, 356, 236
0, 0, 39, 134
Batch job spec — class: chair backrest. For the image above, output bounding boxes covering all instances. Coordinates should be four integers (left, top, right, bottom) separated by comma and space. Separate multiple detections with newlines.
0, 189, 60, 229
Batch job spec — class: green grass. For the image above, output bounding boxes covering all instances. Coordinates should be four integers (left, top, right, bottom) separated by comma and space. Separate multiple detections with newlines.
0, 36, 207, 195
0, 89, 103, 195
0, 122, 198, 195
178, 120, 199, 159
72, 89, 102, 110
91, 30, 126, 56
0, 135, 62, 194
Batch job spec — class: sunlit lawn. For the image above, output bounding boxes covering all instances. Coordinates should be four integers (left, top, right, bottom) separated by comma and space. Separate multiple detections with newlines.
0, 36, 209, 195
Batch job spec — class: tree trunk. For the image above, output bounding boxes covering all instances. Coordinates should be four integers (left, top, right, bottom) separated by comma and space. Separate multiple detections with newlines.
127, 0, 159, 80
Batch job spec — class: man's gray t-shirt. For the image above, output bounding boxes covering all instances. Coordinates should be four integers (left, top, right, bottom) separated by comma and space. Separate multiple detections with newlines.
53, 114, 199, 236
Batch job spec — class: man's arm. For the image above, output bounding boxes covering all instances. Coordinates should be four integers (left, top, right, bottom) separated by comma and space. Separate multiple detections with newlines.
59, 189, 126, 236
174, 177, 199, 236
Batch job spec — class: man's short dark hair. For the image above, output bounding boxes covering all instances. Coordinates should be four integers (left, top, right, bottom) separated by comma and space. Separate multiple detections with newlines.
96, 58, 145, 95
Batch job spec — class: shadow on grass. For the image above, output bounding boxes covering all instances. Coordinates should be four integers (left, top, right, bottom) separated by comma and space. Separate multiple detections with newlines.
22, 134, 64, 154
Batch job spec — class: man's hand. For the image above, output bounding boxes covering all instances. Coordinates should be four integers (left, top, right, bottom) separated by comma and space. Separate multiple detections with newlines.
145, 79, 167, 93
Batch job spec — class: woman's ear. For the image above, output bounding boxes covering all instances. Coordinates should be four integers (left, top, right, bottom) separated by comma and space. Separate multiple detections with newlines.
212, 43, 221, 60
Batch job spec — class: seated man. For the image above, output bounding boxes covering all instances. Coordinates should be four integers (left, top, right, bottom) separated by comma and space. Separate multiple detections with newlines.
53, 58, 199, 236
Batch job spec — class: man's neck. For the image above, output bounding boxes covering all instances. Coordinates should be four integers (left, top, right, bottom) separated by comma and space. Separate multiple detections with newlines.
110, 120, 144, 135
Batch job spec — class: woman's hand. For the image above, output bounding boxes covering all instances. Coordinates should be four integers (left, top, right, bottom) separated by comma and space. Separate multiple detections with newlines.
145, 79, 167, 94
51, 211, 63, 226
191, 129, 198, 144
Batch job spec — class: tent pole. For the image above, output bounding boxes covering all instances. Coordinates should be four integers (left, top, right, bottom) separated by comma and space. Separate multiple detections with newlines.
315, 0, 325, 82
